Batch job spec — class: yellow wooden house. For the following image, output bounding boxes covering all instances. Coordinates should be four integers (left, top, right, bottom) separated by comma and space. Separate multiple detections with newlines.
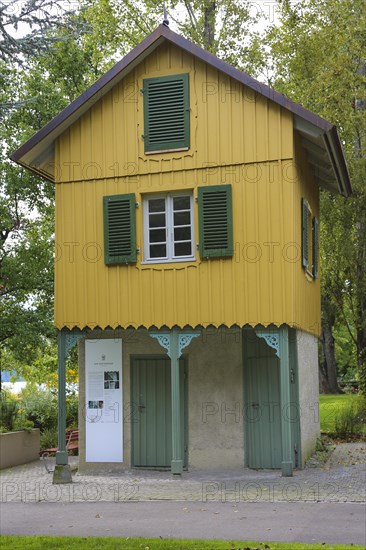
12, 23, 351, 482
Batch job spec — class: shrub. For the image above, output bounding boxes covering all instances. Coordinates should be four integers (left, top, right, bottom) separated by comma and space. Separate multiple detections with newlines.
0, 391, 18, 432
20, 388, 78, 434
66, 394, 79, 429
40, 428, 58, 450
334, 396, 366, 438
13, 418, 34, 432
21, 390, 58, 431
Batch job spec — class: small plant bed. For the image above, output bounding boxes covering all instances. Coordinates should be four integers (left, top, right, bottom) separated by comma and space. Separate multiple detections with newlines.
305, 435, 334, 468
319, 394, 366, 439
0, 537, 364, 550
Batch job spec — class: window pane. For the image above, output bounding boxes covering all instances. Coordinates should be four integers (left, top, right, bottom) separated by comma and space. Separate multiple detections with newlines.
173, 196, 190, 211
149, 198, 165, 213
149, 213, 166, 228
174, 242, 191, 257
174, 227, 191, 241
150, 244, 167, 258
174, 211, 190, 226
150, 229, 166, 243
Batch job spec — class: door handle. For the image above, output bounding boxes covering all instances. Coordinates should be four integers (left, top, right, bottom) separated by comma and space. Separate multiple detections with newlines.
138, 405, 146, 413
252, 403, 259, 408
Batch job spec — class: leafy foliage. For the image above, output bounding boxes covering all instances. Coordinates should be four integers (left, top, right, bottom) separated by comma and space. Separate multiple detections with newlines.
1, 0, 364, 395
0, 0, 262, 385
0, 389, 18, 431
334, 396, 366, 438
266, 0, 366, 393
0, 0, 75, 65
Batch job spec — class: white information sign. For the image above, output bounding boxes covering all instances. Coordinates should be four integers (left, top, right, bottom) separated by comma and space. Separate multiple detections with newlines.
85, 339, 123, 462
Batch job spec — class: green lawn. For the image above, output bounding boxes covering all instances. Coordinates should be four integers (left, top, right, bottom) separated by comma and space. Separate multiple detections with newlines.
319, 393, 359, 433
0, 537, 364, 550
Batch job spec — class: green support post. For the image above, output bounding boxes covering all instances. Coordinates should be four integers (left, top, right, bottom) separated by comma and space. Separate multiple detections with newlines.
150, 329, 199, 475
53, 329, 72, 484
170, 329, 182, 475
279, 326, 293, 477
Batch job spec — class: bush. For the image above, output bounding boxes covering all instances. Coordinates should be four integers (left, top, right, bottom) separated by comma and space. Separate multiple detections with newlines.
20, 388, 78, 433
40, 428, 58, 450
13, 418, 34, 432
0, 387, 79, 435
66, 394, 79, 429
0, 391, 18, 432
334, 396, 366, 438
0, 390, 36, 432
21, 390, 58, 431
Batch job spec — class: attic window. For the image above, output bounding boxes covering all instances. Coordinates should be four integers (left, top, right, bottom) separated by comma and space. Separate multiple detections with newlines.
142, 74, 190, 153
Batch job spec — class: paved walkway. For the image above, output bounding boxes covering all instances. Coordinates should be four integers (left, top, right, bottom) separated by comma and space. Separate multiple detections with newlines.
1, 442, 365, 504
1, 500, 365, 545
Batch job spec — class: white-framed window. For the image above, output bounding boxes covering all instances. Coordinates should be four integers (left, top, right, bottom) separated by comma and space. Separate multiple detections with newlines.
143, 192, 195, 263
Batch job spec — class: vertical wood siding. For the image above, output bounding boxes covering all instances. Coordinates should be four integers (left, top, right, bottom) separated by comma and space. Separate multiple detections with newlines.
56, 43, 292, 183
54, 43, 320, 336
293, 135, 321, 335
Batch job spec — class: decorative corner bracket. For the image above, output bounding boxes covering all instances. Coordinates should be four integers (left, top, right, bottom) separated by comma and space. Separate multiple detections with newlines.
150, 331, 200, 358
178, 333, 200, 357
150, 333, 172, 357
255, 330, 280, 358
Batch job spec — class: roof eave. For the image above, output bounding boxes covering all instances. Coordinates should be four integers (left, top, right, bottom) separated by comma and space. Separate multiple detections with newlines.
10, 25, 169, 175
323, 127, 352, 197
10, 23, 352, 196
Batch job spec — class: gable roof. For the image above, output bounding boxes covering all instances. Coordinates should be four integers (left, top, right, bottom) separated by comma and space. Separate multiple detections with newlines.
10, 23, 351, 196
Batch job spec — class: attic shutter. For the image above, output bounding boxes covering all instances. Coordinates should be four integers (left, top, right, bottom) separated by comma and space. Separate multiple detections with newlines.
103, 194, 136, 265
301, 198, 309, 269
312, 216, 319, 278
143, 74, 189, 153
198, 184, 233, 258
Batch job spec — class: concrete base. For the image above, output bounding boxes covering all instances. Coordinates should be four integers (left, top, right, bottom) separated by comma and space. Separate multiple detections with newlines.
171, 459, 183, 475
281, 460, 293, 477
53, 464, 72, 484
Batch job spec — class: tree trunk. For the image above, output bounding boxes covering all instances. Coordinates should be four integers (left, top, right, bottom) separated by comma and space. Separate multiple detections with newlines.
203, 1, 216, 48
321, 325, 340, 393
318, 358, 329, 394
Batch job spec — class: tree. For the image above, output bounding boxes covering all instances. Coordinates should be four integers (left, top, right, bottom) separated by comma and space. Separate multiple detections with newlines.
0, 0, 74, 64
1, 0, 265, 385
266, 0, 366, 393
0, 3, 79, 380
80, 0, 264, 75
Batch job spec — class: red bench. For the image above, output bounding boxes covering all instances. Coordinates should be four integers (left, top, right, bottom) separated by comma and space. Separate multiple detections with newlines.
40, 430, 79, 472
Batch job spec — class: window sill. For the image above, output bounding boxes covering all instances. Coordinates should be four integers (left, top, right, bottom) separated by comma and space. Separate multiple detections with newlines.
141, 257, 196, 266
145, 147, 189, 155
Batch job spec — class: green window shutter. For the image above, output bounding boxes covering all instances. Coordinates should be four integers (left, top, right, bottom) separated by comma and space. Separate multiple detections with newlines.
312, 216, 319, 278
198, 184, 233, 259
103, 194, 136, 265
301, 198, 309, 269
143, 73, 190, 153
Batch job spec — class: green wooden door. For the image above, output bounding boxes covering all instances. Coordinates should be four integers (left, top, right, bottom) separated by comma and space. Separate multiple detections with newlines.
131, 357, 186, 468
246, 356, 282, 468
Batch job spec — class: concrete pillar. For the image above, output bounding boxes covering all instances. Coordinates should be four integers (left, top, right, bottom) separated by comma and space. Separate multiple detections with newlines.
279, 325, 293, 477
53, 329, 72, 484
170, 329, 183, 474
150, 329, 199, 475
